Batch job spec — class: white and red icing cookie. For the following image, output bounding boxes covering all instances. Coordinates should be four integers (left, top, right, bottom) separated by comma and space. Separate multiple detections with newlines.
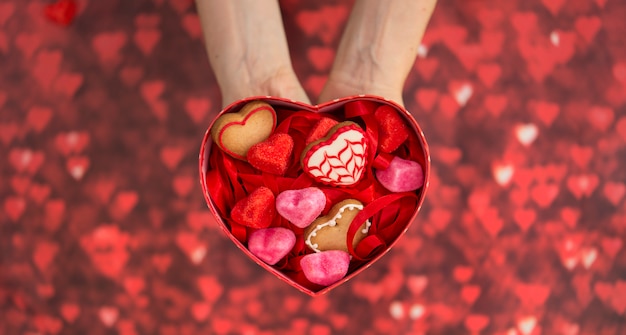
210, 100, 277, 160
301, 122, 368, 186
304, 199, 371, 253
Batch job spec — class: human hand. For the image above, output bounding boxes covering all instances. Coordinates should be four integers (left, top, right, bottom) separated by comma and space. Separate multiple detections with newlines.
319, 69, 405, 107
217, 64, 310, 108
196, 0, 436, 110
196, 0, 310, 108
319, 0, 437, 109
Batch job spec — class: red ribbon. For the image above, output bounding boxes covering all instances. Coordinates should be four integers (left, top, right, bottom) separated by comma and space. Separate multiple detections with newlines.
344, 100, 379, 118
372, 152, 394, 170
346, 192, 419, 260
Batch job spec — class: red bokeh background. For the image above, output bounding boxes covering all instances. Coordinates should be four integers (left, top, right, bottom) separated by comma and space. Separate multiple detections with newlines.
1, 0, 625, 334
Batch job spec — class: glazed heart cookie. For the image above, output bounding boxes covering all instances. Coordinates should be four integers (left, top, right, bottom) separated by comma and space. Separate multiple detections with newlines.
210, 100, 277, 160
301, 122, 368, 186
304, 199, 371, 253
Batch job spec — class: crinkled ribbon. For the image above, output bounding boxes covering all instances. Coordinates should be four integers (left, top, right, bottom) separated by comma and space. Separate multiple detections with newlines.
346, 192, 419, 261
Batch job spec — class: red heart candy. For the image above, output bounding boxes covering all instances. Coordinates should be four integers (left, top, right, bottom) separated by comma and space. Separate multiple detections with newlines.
231, 187, 275, 229
305, 117, 339, 145
374, 105, 410, 153
247, 133, 294, 175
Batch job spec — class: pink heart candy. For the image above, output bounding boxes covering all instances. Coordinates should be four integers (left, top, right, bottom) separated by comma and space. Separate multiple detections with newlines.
300, 250, 350, 286
247, 227, 296, 265
275, 187, 326, 228
375, 156, 424, 193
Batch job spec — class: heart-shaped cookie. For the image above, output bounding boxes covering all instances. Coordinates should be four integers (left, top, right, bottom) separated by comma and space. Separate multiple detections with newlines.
303, 199, 370, 253
301, 122, 368, 187
200, 95, 430, 296
211, 100, 277, 160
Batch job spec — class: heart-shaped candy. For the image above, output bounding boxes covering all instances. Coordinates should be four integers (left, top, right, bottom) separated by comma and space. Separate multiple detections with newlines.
276, 187, 326, 228
375, 156, 425, 193
300, 250, 350, 286
247, 133, 294, 175
305, 117, 339, 145
248, 227, 296, 265
301, 121, 368, 187
374, 105, 410, 153
211, 101, 276, 160
230, 186, 275, 229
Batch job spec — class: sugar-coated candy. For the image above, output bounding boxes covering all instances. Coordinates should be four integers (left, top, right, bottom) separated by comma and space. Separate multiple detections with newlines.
375, 156, 424, 193
247, 133, 294, 175
300, 250, 350, 286
248, 227, 296, 265
305, 117, 339, 145
374, 105, 410, 153
276, 187, 326, 228
231, 186, 275, 228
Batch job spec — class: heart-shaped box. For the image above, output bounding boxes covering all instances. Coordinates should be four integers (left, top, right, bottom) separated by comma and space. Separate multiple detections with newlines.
199, 95, 430, 296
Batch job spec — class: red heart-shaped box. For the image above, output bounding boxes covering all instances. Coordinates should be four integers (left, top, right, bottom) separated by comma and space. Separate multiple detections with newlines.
199, 95, 430, 296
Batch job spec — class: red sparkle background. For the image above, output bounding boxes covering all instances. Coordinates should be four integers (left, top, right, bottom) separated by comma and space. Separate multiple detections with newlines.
1, 0, 626, 334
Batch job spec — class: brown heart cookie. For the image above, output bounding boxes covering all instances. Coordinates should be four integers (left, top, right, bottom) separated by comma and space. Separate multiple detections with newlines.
304, 199, 371, 253
210, 100, 277, 160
